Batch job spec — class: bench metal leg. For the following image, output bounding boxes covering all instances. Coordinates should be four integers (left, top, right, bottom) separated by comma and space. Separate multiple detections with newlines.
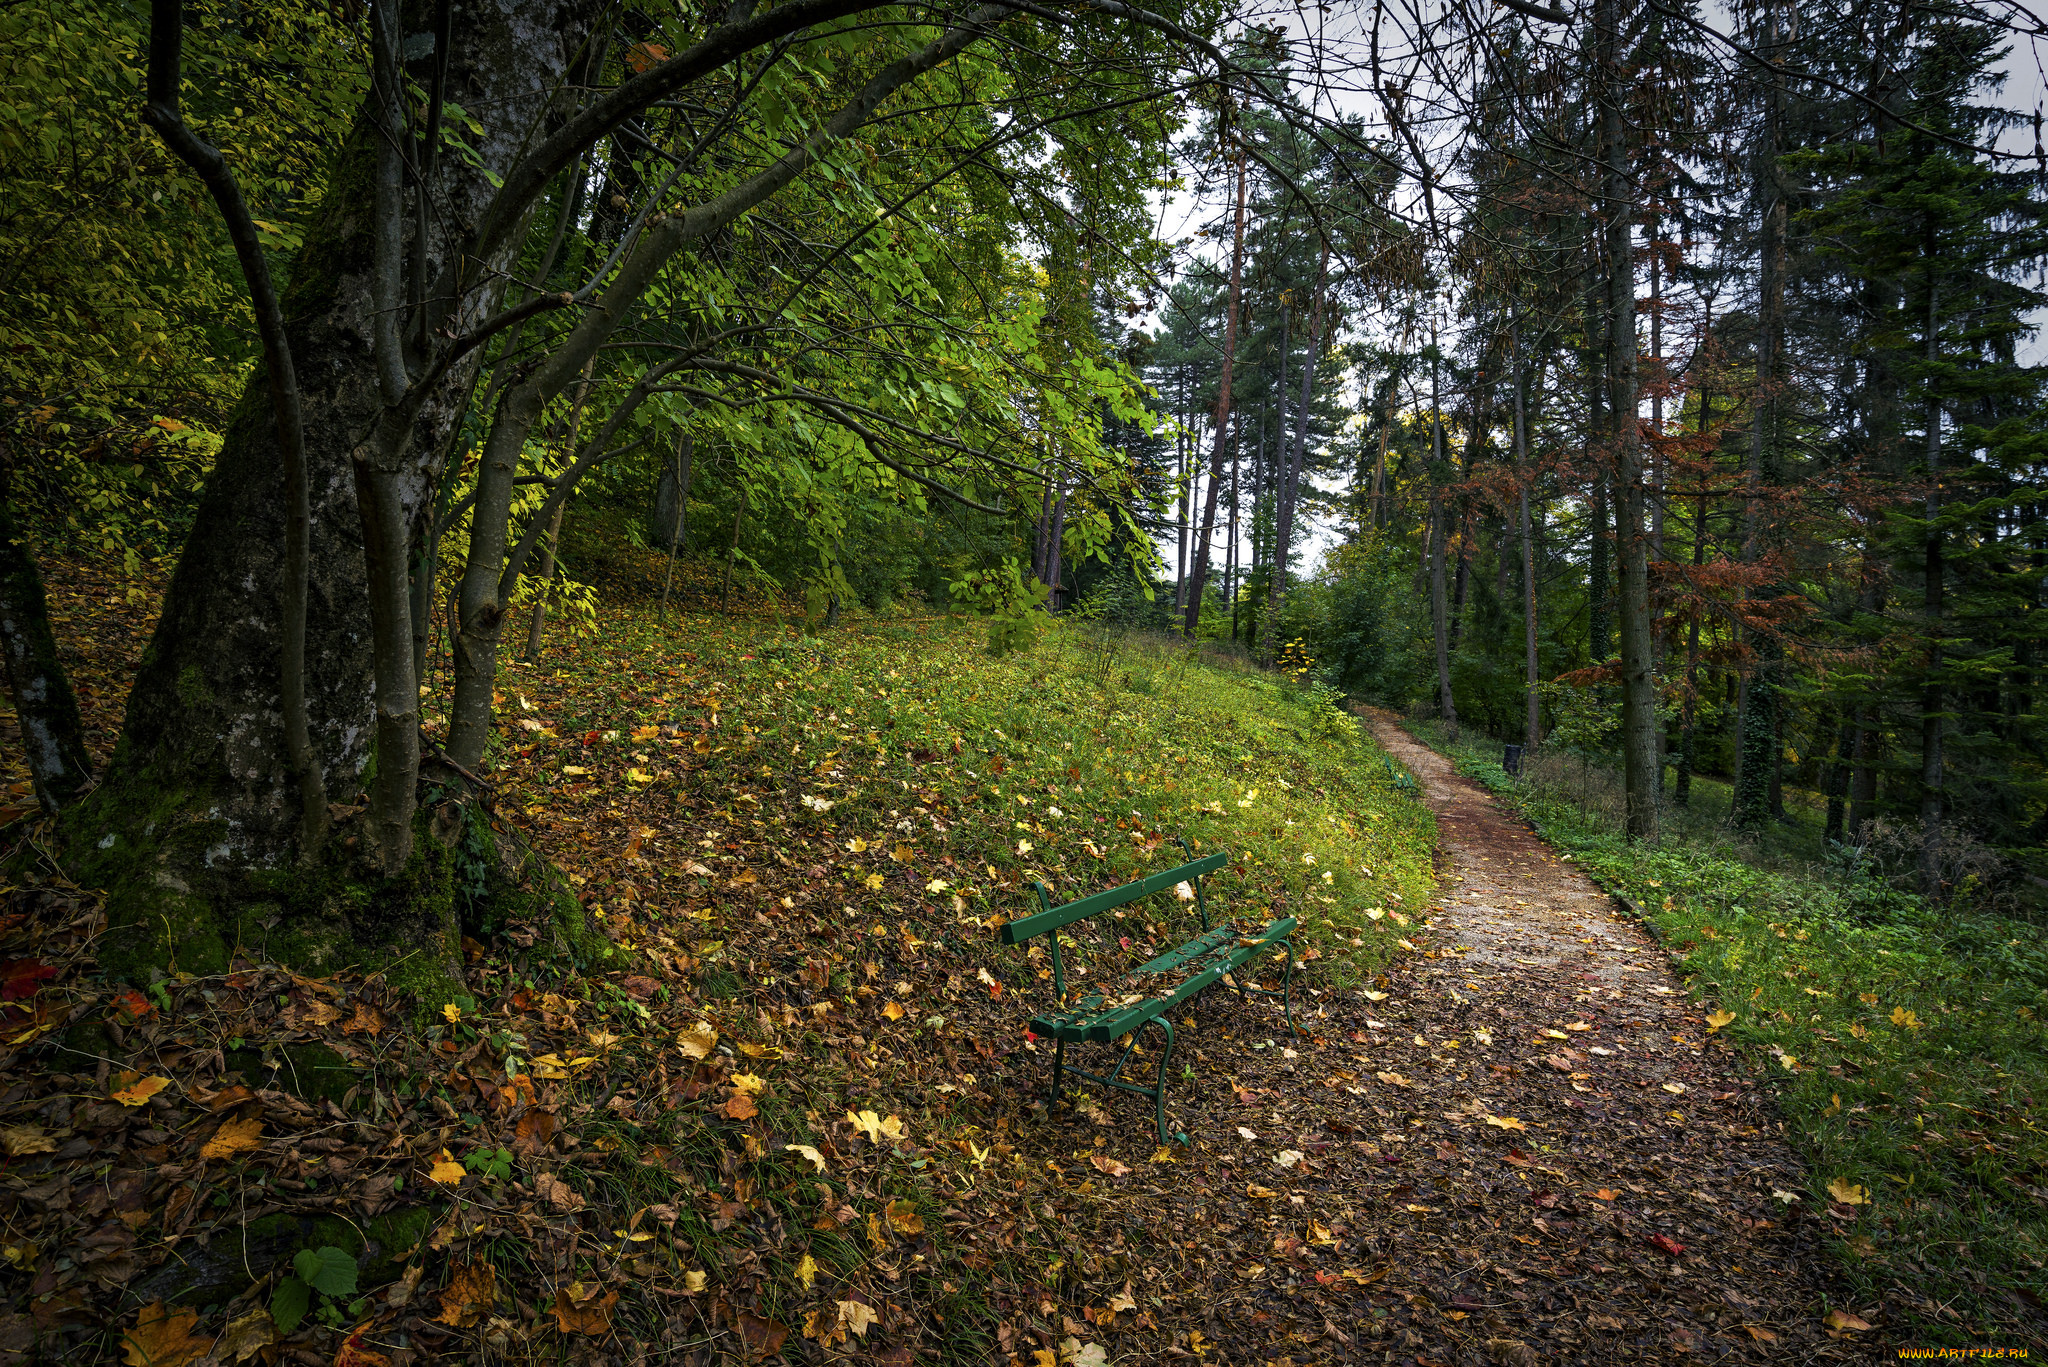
1145, 1016, 1181, 1146
1045, 1020, 1185, 1146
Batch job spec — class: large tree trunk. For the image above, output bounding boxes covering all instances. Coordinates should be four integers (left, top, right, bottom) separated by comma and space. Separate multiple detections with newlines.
66, 0, 603, 978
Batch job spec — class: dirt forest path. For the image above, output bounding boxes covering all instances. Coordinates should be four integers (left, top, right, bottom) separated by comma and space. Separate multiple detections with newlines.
1334, 711, 1864, 1363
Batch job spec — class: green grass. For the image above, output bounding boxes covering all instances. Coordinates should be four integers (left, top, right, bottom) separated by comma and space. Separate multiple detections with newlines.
418, 574, 1446, 1361
1409, 721, 2048, 1343
485, 599, 1441, 986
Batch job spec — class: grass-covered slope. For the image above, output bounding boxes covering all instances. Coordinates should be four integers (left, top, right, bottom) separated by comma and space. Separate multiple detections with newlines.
1408, 720, 2048, 1345
468, 607, 1438, 992
1, 546, 1437, 1366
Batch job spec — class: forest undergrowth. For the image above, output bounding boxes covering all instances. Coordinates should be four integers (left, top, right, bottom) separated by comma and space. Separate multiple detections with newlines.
1404, 718, 2048, 1343
0, 536, 1437, 1366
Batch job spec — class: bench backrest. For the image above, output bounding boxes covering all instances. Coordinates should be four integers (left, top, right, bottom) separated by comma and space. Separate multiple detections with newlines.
1001, 849, 1228, 946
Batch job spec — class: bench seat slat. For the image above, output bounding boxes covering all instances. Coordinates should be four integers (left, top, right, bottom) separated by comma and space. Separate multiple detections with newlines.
1027, 914, 1297, 1043
999, 852, 1228, 945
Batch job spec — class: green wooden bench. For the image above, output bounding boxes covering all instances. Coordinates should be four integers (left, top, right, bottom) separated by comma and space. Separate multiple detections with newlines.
1000, 841, 1296, 1144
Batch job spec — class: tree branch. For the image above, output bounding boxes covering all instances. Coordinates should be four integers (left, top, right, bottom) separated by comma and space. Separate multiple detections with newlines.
143, 0, 326, 854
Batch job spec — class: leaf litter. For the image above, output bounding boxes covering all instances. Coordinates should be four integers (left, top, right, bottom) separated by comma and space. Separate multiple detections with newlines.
0, 543, 1890, 1363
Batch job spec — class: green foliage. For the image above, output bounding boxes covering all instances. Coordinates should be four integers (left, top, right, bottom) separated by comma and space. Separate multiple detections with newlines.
948, 558, 1050, 656
269, 1274, 310, 1334
1295, 535, 1429, 706
0, 0, 359, 552
292, 1245, 359, 1297
271, 1244, 358, 1332
464, 1146, 515, 1182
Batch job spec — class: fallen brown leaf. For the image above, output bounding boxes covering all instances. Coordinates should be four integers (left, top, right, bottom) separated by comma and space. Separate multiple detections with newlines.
121, 1302, 212, 1367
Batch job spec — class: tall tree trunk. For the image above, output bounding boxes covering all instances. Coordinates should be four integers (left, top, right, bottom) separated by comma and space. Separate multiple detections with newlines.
1648, 214, 1666, 561
522, 498, 569, 658
1448, 366, 1492, 654
1044, 490, 1069, 613
657, 430, 695, 623
1176, 368, 1189, 613
1733, 0, 1788, 832
1428, 316, 1458, 739
1514, 332, 1542, 749
1183, 146, 1247, 640
1230, 414, 1244, 644
1259, 304, 1289, 663
1918, 273, 1945, 898
1603, 0, 1657, 843
0, 498, 93, 812
1584, 259, 1610, 668
144, 0, 325, 858
1847, 532, 1887, 842
652, 430, 695, 553
1675, 390, 1712, 808
522, 359, 594, 660
1823, 714, 1854, 842
1263, 248, 1329, 667
1589, 476, 1610, 663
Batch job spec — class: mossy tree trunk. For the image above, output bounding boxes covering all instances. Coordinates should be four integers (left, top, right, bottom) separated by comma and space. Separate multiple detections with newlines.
64, 0, 607, 979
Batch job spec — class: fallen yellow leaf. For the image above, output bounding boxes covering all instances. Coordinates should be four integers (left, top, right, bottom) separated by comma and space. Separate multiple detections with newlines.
428, 1148, 466, 1185
109, 1075, 170, 1107
1705, 1009, 1735, 1031
1826, 1178, 1868, 1206
1485, 1115, 1529, 1131
199, 1114, 263, 1160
